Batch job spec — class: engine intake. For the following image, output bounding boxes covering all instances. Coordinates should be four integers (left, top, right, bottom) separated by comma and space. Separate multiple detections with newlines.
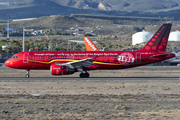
50, 64, 76, 75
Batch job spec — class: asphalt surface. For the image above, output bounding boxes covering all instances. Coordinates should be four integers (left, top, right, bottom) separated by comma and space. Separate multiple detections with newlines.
1, 66, 180, 70
0, 66, 180, 81
0, 100, 180, 104
0, 77, 179, 81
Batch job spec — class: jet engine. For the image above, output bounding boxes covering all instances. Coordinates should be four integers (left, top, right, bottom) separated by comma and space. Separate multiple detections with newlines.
50, 64, 76, 75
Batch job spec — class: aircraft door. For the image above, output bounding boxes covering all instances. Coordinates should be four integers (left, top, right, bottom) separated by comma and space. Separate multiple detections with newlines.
23, 53, 29, 63
136, 52, 141, 63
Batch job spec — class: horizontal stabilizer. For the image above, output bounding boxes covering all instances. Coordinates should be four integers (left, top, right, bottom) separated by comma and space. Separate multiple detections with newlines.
151, 54, 169, 57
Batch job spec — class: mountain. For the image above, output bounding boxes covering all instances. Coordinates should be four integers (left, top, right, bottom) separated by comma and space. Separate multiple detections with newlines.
53, 0, 180, 11
0, 0, 180, 19
0, 0, 108, 19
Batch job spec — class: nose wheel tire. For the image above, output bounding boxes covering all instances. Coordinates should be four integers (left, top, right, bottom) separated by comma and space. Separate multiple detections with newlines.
25, 74, 29, 78
80, 72, 90, 78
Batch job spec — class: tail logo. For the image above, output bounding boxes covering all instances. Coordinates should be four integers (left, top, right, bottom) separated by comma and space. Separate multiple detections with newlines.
85, 37, 97, 51
141, 23, 171, 52
118, 53, 135, 66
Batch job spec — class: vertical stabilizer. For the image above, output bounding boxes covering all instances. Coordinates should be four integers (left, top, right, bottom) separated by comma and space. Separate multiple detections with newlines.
139, 23, 172, 52
84, 37, 99, 51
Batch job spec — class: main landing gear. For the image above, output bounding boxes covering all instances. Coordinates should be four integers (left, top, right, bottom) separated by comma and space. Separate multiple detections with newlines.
79, 72, 90, 78
25, 69, 30, 78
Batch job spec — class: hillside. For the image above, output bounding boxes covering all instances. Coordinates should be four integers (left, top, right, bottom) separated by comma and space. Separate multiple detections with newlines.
0, 0, 180, 19
6, 15, 168, 30
2, 0, 180, 12
9, 16, 84, 30
53, 0, 180, 12
0, 0, 107, 20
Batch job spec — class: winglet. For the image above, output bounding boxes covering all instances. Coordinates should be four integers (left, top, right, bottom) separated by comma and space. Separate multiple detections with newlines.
139, 23, 172, 52
84, 37, 99, 51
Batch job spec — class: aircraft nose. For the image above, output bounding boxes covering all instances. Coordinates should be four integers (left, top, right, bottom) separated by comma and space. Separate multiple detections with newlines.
5, 59, 12, 68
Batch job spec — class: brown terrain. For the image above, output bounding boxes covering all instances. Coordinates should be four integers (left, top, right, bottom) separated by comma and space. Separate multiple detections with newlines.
0, 67, 180, 119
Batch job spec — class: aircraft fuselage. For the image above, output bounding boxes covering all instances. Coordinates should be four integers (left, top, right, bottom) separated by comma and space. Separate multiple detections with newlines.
5, 51, 174, 70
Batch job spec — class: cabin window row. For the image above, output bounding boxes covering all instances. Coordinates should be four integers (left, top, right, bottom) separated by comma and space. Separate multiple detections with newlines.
29, 56, 118, 59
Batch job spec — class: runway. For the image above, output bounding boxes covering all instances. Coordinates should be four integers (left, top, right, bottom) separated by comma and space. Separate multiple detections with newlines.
0, 77, 179, 81
1, 66, 180, 70
1, 66, 180, 80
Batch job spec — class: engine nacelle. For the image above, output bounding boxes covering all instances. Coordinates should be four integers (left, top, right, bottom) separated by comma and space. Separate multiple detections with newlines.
50, 64, 76, 75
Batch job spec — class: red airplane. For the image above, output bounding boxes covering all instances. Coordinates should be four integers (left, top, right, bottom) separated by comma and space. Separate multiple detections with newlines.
5, 23, 175, 78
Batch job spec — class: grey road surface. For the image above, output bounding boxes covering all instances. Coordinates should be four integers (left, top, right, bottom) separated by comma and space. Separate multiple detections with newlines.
0, 77, 179, 81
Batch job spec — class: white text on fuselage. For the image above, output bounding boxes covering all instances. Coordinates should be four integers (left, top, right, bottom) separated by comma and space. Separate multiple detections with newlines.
37, 53, 119, 56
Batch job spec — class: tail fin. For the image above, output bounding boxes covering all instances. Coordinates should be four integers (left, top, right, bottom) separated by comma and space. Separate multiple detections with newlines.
84, 37, 99, 51
139, 23, 172, 52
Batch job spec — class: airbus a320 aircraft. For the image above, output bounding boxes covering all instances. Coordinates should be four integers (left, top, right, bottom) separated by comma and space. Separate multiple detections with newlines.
5, 23, 175, 78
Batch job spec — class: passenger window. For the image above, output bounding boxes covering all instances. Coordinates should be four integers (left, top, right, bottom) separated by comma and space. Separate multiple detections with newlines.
16, 56, 18, 59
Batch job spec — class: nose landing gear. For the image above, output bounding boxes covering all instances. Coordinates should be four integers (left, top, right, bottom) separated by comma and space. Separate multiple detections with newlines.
25, 69, 30, 78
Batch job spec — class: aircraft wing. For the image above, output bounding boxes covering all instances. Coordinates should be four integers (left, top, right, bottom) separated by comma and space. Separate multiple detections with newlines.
56, 58, 94, 68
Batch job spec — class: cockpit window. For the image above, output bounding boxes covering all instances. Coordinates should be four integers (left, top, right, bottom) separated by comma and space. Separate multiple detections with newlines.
11, 56, 18, 59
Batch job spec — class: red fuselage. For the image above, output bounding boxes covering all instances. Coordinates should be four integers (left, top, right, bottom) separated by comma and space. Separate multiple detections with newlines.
5, 51, 175, 71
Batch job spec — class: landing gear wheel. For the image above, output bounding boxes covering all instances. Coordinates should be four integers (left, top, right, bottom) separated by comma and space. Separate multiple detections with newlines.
84, 73, 90, 78
79, 73, 90, 78
26, 69, 30, 78
25, 74, 29, 78
80, 73, 84, 78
